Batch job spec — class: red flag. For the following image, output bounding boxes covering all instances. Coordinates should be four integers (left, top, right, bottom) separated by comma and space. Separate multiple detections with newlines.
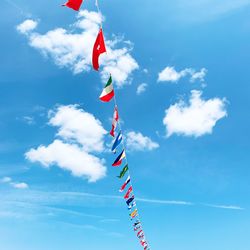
110, 106, 119, 137
124, 186, 133, 199
62, 0, 83, 11
92, 28, 106, 71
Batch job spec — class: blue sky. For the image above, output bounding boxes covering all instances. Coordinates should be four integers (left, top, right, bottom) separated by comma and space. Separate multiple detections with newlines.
1, 0, 250, 249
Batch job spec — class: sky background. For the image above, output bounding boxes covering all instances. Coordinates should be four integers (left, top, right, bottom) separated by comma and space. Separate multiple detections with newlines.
1, 0, 250, 249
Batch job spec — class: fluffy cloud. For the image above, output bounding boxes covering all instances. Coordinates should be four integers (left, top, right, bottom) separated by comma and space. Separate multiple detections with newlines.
136, 83, 148, 95
126, 131, 159, 151
16, 19, 38, 34
163, 90, 227, 137
49, 105, 107, 153
17, 10, 138, 87
26, 140, 105, 182
158, 66, 207, 83
25, 105, 107, 182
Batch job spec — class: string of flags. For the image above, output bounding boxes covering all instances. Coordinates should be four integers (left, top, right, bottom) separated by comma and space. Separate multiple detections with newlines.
62, 1, 151, 249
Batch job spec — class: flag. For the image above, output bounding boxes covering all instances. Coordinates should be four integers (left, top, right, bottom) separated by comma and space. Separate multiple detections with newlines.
141, 240, 147, 247
112, 131, 122, 153
92, 28, 106, 71
126, 195, 134, 206
137, 230, 144, 237
134, 225, 141, 231
110, 106, 119, 137
117, 164, 128, 178
62, 0, 83, 11
124, 186, 133, 199
134, 221, 141, 227
130, 209, 138, 219
128, 201, 136, 210
112, 150, 125, 167
120, 176, 131, 192
99, 75, 114, 102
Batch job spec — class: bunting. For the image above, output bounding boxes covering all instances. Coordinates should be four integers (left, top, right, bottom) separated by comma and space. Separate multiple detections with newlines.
62, 0, 151, 249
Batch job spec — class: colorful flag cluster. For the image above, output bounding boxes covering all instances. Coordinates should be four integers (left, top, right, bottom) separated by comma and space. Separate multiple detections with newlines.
61, 1, 151, 249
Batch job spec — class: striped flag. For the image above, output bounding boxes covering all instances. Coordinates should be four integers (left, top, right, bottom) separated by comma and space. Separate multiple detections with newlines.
99, 75, 114, 102
119, 176, 131, 192
124, 186, 133, 199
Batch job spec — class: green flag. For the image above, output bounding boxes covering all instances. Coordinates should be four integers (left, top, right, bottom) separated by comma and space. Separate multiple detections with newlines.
117, 164, 129, 178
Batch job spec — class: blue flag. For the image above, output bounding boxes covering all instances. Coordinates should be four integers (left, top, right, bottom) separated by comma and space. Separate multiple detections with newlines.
111, 131, 122, 153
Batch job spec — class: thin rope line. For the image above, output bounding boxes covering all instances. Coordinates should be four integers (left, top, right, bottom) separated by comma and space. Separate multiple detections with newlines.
95, 1, 151, 249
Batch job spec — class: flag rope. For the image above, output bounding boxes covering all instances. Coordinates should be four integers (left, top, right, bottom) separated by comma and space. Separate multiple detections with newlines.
94, 0, 151, 249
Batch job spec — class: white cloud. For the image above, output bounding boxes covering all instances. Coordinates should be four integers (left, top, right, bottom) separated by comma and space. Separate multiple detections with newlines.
126, 131, 159, 151
26, 140, 106, 182
49, 105, 107, 153
11, 182, 29, 189
136, 83, 148, 95
25, 105, 107, 182
158, 66, 207, 83
1, 177, 29, 189
163, 90, 227, 137
17, 10, 138, 87
16, 19, 38, 34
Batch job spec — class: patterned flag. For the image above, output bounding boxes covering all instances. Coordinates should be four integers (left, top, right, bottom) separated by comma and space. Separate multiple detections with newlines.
120, 176, 131, 192
112, 150, 126, 167
117, 164, 129, 179
99, 75, 114, 102
134, 221, 141, 227
92, 28, 106, 71
130, 209, 138, 219
110, 106, 119, 137
112, 131, 122, 153
124, 186, 133, 199
128, 201, 136, 210
137, 230, 144, 237
62, 0, 83, 11
126, 195, 134, 206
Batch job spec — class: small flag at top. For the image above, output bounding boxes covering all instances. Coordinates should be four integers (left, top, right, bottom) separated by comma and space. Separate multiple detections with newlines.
62, 0, 83, 11
99, 75, 114, 102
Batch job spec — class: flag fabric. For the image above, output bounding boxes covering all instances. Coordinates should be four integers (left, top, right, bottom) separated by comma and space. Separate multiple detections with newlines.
92, 28, 106, 71
124, 186, 133, 199
99, 75, 114, 102
134, 221, 141, 227
137, 230, 144, 237
117, 164, 129, 178
126, 195, 134, 206
112, 131, 122, 153
128, 201, 136, 210
130, 209, 138, 219
62, 0, 83, 11
134, 225, 141, 231
112, 149, 126, 167
120, 176, 131, 192
110, 106, 119, 137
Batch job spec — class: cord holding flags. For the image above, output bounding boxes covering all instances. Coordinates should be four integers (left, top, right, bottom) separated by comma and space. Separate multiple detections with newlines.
61, 0, 151, 249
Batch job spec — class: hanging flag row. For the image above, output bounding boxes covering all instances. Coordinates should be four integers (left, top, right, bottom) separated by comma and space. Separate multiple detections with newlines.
98, 77, 151, 249
61, 1, 151, 249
